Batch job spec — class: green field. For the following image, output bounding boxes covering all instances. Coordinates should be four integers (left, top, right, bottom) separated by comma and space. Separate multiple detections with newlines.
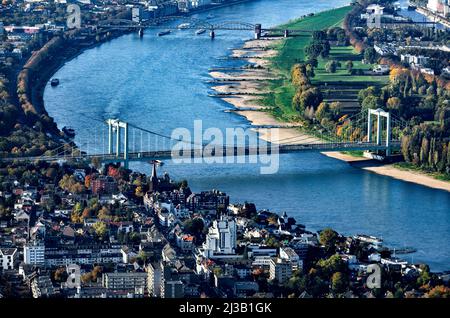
313, 46, 388, 85
262, 5, 388, 122
270, 6, 353, 76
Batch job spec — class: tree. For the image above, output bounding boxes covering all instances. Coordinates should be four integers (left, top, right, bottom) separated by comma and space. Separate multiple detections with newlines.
265, 236, 281, 248
296, 87, 323, 111
330, 101, 342, 116
53, 267, 68, 283
317, 254, 346, 278
183, 218, 204, 237
331, 272, 348, 293
135, 185, 144, 197
315, 102, 331, 122
320, 41, 330, 58
305, 43, 325, 59
319, 228, 338, 253
361, 95, 382, 111
93, 221, 107, 239
386, 97, 402, 110
312, 30, 327, 41
426, 285, 450, 298
364, 47, 377, 64
417, 264, 431, 287
306, 64, 315, 78
97, 206, 111, 221
291, 64, 309, 87
82, 208, 91, 219
345, 60, 353, 73
325, 60, 338, 73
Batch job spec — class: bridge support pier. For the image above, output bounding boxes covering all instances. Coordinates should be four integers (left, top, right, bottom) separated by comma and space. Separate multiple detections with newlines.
107, 119, 129, 169
254, 24, 261, 39
386, 112, 391, 156
376, 113, 382, 146
368, 108, 392, 157
138, 28, 144, 38
210, 30, 215, 39
108, 122, 113, 154
284, 29, 289, 38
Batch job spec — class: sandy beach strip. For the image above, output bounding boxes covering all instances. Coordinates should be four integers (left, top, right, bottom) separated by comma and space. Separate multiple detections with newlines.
209, 70, 278, 81
256, 127, 322, 145
323, 152, 450, 192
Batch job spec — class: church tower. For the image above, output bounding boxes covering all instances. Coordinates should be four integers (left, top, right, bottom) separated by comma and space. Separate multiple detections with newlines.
148, 161, 159, 193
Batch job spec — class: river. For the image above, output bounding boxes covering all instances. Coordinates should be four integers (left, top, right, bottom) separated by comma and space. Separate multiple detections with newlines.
43, 0, 450, 271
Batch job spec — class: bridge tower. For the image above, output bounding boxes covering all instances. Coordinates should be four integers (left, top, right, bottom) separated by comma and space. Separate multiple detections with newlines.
367, 108, 391, 156
254, 24, 262, 39
106, 119, 129, 169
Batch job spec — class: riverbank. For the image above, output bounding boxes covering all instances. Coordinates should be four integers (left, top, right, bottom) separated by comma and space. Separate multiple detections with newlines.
415, 6, 450, 28
324, 152, 450, 192
209, 6, 450, 192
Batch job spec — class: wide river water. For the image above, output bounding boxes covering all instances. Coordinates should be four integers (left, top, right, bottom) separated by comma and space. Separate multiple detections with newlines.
44, 0, 450, 271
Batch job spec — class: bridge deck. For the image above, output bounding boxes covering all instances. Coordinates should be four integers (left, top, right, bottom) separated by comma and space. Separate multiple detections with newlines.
0, 142, 400, 163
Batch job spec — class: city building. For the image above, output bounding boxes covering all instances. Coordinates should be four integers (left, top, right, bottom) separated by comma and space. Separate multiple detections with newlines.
161, 279, 184, 298
31, 275, 57, 298
400, 54, 430, 67
90, 175, 118, 195
269, 258, 292, 284
23, 241, 45, 266
279, 247, 303, 271
102, 272, 147, 295
199, 215, 237, 259
0, 247, 18, 270
147, 262, 162, 297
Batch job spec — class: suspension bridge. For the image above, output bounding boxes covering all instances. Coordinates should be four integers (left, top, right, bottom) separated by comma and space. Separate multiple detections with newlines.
0, 109, 408, 168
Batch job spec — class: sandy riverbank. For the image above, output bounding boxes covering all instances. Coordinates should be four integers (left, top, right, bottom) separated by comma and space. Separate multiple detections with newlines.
324, 152, 450, 192
210, 36, 450, 192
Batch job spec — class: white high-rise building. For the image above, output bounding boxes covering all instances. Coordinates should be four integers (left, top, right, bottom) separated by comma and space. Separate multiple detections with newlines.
24, 241, 45, 266
200, 215, 236, 258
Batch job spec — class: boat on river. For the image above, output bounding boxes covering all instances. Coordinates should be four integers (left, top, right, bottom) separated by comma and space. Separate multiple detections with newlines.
353, 234, 383, 249
178, 23, 190, 29
157, 30, 171, 36
196, 29, 206, 35
50, 78, 59, 87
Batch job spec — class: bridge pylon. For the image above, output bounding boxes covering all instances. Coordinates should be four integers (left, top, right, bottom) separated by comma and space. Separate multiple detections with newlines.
106, 119, 129, 169
254, 24, 261, 39
367, 108, 391, 156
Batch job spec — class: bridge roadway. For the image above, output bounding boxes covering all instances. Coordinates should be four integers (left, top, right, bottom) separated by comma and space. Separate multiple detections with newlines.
0, 141, 400, 163
95, 16, 313, 34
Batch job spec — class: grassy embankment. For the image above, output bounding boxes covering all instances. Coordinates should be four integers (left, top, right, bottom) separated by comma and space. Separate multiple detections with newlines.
260, 6, 388, 124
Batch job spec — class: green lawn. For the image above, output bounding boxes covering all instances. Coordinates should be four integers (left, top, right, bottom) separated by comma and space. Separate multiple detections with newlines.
313, 46, 389, 85
270, 6, 353, 75
262, 7, 390, 121
262, 6, 353, 120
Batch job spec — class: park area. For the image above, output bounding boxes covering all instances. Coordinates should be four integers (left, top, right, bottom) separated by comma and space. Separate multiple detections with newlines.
262, 6, 389, 120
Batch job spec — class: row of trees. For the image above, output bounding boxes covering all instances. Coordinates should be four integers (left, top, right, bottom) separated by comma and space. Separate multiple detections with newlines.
401, 123, 450, 174
291, 62, 323, 117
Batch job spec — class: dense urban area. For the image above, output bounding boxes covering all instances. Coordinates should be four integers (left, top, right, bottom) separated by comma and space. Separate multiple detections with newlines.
0, 0, 449, 299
